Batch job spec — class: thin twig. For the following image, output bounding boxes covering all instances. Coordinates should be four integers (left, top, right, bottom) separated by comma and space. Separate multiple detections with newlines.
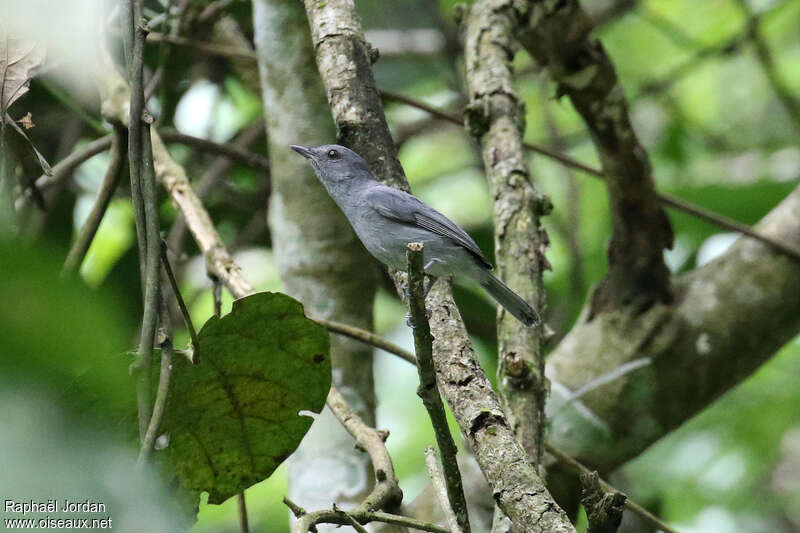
62, 125, 126, 274
379, 89, 800, 263
160, 240, 199, 361
316, 317, 417, 365
136, 296, 173, 468
146, 31, 257, 60
159, 128, 270, 172
425, 446, 463, 533
166, 120, 266, 254
283, 497, 449, 533
35, 135, 113, 192
34, 127, 268, 195
407, 243, 470, 533
544, 444, 678, 533
127, 1, 159, 441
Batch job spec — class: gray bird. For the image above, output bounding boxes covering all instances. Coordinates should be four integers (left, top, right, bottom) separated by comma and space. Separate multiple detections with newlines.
290, 143, 539, 327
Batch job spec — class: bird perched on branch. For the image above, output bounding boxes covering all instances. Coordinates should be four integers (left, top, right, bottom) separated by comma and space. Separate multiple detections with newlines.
291, 143, 539, 327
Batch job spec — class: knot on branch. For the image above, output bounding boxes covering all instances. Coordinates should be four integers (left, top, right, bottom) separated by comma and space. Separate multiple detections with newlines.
580, 470, 626, 533
365, 41, 380, 64
464, 98, 492, 138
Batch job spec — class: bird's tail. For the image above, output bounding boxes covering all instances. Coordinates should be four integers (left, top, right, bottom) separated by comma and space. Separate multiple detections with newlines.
480, 272, 540, 327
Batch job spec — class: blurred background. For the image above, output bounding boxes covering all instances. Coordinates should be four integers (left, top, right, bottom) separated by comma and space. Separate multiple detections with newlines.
1, 0, 799, 531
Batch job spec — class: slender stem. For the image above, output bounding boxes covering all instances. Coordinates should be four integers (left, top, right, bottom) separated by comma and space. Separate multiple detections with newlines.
315, 317, 417, 365
236, 492, 249, 533
160, 240, 199, 361
62, 126, 126, 274
545, 444, 678, 533
159, 128, 270, 172
137, 295, 173, 468
35, 135, 113, 192
407, 243, 471, 533
425, 446, 463, 533
146, 31, 258, 61
326, 386, 402, 513
127, 1, 155, 441
283, 497, 449, 533
35, 128, 267, 195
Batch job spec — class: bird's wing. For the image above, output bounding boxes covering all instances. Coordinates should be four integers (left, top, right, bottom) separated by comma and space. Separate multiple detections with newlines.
365, 185, 492, 268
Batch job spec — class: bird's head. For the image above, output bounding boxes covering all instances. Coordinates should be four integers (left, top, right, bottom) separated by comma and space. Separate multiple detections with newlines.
290, 143, 372, 184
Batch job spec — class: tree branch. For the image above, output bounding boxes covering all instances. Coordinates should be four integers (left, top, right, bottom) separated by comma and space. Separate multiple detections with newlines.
302, 2, 573, 531
291, 386, 403, 531
61, 125, 126, 275
463, 0, 550, 470
252, 0, 381, 516
317, 317, 417, 365
407, 243, 471, 533
284, 497, 449, 533
519, 0, 673, 314
546, 181, 800, 469
136, 293, 173, 468
126, 5, 162, 442
158, 128, 271, 172
424, 447, 462, 533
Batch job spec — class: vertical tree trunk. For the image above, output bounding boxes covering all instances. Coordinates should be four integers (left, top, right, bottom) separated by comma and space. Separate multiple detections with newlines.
252, 1, 379, 528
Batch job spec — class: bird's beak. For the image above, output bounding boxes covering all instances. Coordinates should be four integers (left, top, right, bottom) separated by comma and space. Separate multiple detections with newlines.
290, 145, 314, 159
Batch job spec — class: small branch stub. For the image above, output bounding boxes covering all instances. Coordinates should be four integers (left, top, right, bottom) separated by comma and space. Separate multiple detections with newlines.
580, 471, 627, 533
406, 242, 471, 533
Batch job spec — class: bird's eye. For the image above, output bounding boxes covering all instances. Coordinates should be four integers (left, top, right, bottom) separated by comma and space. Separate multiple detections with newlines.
327, 149, 340, 159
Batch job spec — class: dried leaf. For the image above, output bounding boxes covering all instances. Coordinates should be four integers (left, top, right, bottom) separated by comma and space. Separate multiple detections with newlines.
0, 26, 46, 113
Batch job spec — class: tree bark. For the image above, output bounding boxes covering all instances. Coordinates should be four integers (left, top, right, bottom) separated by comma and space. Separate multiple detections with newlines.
463, 0, 550, 467
252, 0, 379, 526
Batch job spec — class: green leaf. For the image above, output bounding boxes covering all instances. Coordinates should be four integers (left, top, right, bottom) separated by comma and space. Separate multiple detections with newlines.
160, 292, 331, 505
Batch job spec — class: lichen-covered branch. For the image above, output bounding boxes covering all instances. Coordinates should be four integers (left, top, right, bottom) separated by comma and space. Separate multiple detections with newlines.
463, 0, 549, 468
407, 243, 470, 533
302, 2, 573, 531
519, 0, 673, 315
546, 181, 800, 469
